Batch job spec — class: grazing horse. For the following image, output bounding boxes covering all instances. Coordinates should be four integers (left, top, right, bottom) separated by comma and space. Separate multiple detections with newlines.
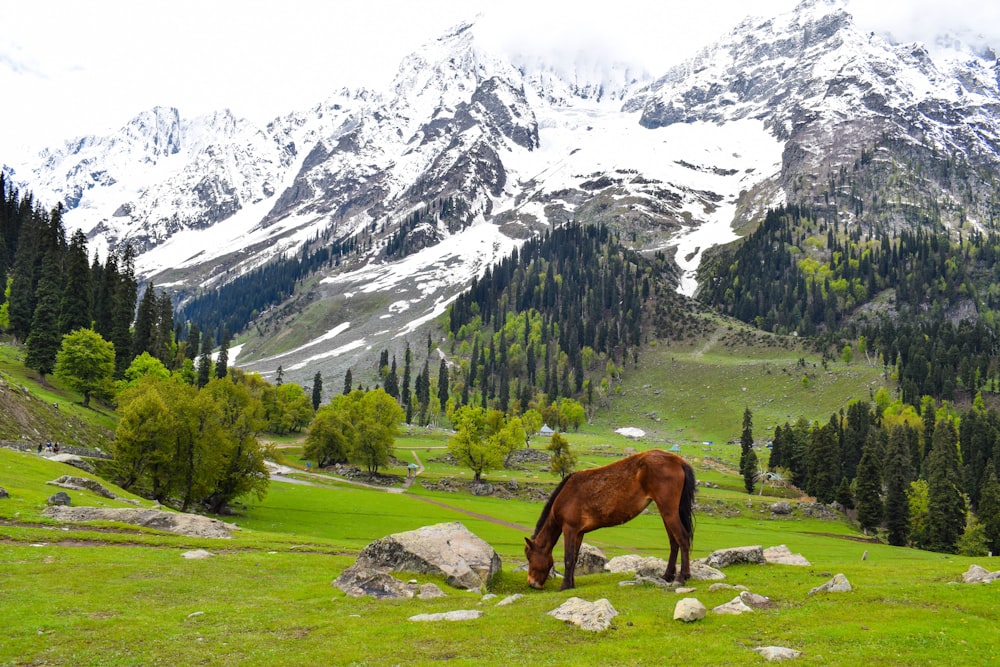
524, 449, 696, 590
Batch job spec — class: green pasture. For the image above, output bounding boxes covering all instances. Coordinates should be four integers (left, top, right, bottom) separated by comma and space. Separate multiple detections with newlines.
2, 446, 998, 666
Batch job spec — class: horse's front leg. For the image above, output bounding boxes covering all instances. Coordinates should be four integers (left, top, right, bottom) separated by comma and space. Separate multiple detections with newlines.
560, 530, 582, 590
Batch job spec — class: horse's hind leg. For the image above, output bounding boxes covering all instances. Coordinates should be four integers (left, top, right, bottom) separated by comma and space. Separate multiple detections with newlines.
658, 511, 691, 585
664, 532, 679, 582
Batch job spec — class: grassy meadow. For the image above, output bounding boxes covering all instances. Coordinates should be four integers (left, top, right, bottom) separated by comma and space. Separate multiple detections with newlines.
2, 333, 998, 666
3, 440, 998, 666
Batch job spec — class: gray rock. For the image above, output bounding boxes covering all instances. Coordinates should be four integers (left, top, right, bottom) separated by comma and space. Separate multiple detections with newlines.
709, 583, 734, 592
548, 597, 618, 632
739, 591, 775, 609
690, 562, 727, 580
182, 550, 214, 560
496, 594, 523, 607
42, 506, 236, 538
753, 646, 803, 661
703, 545, 766, 568
763, 545, 811, 566
605, 554, 668, 576
333, 566, 415, 599
46, 492, 72, 506
673, 597, 706, 622
417, 583, 447, 599
351, 522, 501, 591
962, 564, 1000, 583
575, 542, 608, 575
409, 610, 481, 622
712, 596, 754, 615
48, 454, 96, 474
808, 573, 852, 596
770, 501, 792, 515
47, 475, 116, 499
0, 487, 8, 499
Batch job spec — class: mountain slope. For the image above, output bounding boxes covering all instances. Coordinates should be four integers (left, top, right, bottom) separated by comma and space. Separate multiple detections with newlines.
7, 0, 1000, 387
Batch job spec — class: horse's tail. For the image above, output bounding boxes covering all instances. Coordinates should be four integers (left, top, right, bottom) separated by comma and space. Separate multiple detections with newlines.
679, 460, 696, 542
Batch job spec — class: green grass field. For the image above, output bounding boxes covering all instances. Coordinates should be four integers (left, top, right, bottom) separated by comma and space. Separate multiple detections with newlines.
2, 444, 998, 667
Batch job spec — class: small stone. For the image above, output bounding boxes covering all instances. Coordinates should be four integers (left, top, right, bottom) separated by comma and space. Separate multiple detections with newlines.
182, 549, 214, 560
409, 610, 482, 622
673, 597, 706, 622
808, 573, 852, 596
753, 646, 802, 661
496, 594, 523, 607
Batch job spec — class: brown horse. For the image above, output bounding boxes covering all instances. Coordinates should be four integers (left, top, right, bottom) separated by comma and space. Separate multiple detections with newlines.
524, 449, 696, 590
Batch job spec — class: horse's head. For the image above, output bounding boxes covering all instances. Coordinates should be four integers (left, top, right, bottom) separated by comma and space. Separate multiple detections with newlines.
524, 537, 554, 589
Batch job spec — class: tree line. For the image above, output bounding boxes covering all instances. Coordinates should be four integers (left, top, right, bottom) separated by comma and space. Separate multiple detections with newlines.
758, 393, 1000, 555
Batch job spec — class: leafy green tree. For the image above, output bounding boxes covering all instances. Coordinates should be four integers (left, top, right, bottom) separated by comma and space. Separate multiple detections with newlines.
113, 377, 174, 490
449, 405, 522, 482
304, 402, 354, 467
200, 376, 269, 513
926, 419, 967, 553
884, 425, 914, 546
547, 432, 577, 479
558, 398, 585, 431
117, 351, 170, 393
54, 328, 115, 407
907, 479, 931, 549
350, 389, 404, 476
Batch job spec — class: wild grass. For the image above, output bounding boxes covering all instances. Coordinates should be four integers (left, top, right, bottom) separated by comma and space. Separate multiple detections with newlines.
3, 446, 998, 666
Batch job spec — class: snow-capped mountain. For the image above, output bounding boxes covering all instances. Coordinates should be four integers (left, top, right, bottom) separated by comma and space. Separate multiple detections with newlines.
7, 0, 1000, 386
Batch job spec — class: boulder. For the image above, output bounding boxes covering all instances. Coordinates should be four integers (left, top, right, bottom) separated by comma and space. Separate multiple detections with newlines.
48, 454, 96, 474
575, 543, 608, 575
763, 545, 811, 566
962, 564, 1000, 584
47, 475, 116, 499
350, 522, 500, 591
753, 646, 803, 661
0, 487, 8, 499
605, 554, 668, 577
46, 492, 72, 506
690, 562, 727, 580
334, 566, 417, 599
42, 506, 236, 538
808, 573, 852, 596
548, 597, 618, 632
673, 598, 706, 622
703, 545, 766, 568
770, 502, 792, 515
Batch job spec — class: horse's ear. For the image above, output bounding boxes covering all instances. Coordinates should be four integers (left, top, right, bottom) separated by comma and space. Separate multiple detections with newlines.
524, 537, 534, 548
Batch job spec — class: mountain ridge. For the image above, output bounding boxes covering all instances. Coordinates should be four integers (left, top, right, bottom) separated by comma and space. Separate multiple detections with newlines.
5, 0, 1000, 386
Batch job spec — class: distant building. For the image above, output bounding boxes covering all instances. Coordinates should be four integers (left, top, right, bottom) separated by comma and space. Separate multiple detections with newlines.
539, 424, 555, 436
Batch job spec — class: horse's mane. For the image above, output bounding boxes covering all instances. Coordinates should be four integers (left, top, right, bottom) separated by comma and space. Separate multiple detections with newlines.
532, 473, 574, 538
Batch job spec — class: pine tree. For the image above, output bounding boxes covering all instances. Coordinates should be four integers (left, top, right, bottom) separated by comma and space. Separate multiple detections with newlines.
312, 371, 323, 410
807, 421, 841, 504
186, 323, 201, 361
196, 335, 214, 389
24, 248, 64, 376
154, 291, 175, 366
855, 433, 883, 534
385, 356, 399, 398
132, 284, 157, 359
59, 229, 92, 334
884, 425, 914, 546
978, 462, 1000, 555
343, 368, 353, 395
215, 334, 229, 379
438, 358, 449, 412
926, 419, 967, 553
740, 407, 756, 494
110, 245, 138, 377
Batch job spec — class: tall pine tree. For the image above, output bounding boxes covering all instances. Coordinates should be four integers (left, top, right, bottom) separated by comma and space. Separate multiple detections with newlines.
884, 425, 914, 546
926, 419, 967, 553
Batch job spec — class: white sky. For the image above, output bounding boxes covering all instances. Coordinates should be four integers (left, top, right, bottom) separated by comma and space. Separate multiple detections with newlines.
1, 0, 997, 161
